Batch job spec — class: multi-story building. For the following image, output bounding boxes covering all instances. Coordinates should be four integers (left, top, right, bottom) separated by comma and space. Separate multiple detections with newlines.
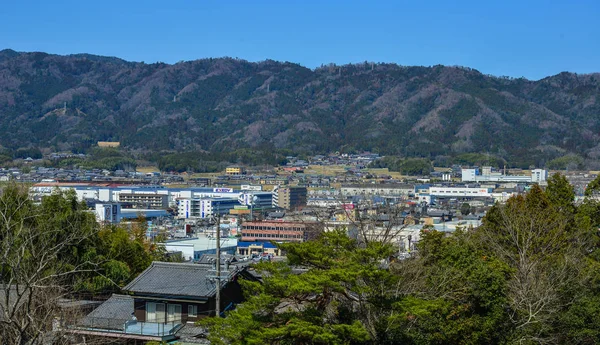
341, 184, 414, 197
428, 186, 494, 198
461, 167, 548, 183
176, 197, 240, 219
225, 166, 245, 176
273, 186, 307, 210
118, 193, 168, 209
237, 192, 274, 209
241, 221, 307, 242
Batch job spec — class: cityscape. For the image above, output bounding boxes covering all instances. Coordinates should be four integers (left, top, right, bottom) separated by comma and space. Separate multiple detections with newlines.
1, 1, 600, 344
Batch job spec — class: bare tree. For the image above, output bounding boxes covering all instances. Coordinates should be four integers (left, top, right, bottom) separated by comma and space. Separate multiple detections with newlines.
480, 190, 581, 344
0, 185, 100, 345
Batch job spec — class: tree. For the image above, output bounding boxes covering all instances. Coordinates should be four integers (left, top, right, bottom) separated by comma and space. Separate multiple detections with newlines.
0, 185, 170, 343
201, 230, 395, 344
479, 185, 582, 343
545, 172, 575, 215
202, 228, 512, 345
0, 185, 98, 344
460, 202, 471, 216
585, 174, 600, 197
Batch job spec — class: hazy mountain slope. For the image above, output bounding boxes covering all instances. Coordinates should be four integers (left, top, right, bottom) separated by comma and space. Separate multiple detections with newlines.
0, 50, 598, 165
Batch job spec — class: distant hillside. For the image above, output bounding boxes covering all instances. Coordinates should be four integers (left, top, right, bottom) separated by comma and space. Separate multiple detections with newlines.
0, 49, 599, 167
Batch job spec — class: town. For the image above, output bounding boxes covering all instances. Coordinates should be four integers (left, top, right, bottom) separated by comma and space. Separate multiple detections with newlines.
1, 148, 594, 343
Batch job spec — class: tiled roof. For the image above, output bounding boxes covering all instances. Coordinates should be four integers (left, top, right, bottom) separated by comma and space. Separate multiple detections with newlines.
176, 324, 210, 344
78, 294, 133, 331
123, 262, 238, 298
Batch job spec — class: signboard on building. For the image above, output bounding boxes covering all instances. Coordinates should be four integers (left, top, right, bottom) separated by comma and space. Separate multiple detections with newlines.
241, 185, 262, 191
213, 188, 233, 193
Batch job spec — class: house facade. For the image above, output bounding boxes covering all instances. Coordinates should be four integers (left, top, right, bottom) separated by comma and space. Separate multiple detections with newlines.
70, 261, 251, 343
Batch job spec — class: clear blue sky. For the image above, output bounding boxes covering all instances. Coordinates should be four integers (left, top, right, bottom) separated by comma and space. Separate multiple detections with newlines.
1, 0, 598, 80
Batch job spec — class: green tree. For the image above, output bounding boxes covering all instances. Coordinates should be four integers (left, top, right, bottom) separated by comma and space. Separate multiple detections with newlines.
201, 230, 393, 344
545, 172, 575, 215
460, 202, 471, 216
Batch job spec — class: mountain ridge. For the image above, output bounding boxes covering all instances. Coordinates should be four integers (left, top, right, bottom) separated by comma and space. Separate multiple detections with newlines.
0, 50, 599, 167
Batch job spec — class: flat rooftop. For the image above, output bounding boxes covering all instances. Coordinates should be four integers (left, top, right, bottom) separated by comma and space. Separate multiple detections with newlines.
164, 235, 238, 251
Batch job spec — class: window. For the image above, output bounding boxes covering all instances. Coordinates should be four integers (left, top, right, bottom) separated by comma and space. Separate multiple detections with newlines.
168, 304, 182, 322
188, 305, 198, 317
146, 302, 166, 322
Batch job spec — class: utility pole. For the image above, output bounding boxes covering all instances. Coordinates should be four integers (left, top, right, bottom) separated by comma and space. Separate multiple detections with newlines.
215, 211, 221, 317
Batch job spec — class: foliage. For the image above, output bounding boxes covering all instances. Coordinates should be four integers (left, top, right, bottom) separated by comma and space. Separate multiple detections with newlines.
546, 154, 584, 170
156, 149, 289, 172
201, 230, 393, 344
0, 185, 169, 343
452, 153, 505, 167
0, 185, 98, 344
369, 157, 432, 176
202, 173, 600, 344
460, 202, 471, 215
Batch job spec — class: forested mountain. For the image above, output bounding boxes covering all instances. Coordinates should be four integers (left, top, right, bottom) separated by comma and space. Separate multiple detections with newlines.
0, 49, 599, 167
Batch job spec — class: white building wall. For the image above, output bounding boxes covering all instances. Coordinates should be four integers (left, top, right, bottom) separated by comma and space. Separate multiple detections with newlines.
531, 169, 548, 183
94, 203, 121, 223
461, 169, 478, 182
75, 189, 98, 200
98, 188, 112, 202
163, 243, 195, 261
429, 187, 493, 197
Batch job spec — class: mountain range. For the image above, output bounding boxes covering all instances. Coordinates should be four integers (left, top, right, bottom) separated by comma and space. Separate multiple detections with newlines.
0, 49, 599, 167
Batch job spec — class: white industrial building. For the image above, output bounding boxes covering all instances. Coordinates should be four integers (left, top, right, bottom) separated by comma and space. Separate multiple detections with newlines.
461, 167, 547, 183
30, 184, 272, 211
341, 184, 415, 197
429, 186, 494, 198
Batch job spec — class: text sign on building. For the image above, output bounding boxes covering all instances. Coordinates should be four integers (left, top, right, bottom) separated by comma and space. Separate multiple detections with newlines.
241, 185, 262, 191
213, 188, 233, 193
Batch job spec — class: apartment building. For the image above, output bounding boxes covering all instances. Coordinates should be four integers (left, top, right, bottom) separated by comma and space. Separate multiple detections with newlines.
241, 221, 307, 242
273, 186, 307, 210
118, 193, 168, 209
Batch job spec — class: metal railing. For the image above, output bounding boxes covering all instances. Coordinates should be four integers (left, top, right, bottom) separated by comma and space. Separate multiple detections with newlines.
74, 317, 182, 337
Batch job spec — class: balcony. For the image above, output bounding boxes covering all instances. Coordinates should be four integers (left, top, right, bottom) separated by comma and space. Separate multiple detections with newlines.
69, 317, 183, 341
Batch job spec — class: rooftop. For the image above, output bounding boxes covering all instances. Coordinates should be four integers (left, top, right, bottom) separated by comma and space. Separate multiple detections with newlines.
124, 261, 239, 298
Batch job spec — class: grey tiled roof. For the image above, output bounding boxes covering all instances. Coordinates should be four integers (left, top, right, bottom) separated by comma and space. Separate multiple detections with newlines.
123, 262, 238, 298
78, 294, 133, 331
176, 324, 210, 344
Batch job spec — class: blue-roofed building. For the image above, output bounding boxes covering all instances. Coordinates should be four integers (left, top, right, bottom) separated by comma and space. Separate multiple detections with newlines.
163, 237, 239, 261
236, 241, 281, 256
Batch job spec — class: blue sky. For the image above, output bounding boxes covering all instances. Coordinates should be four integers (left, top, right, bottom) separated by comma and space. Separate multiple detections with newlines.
1, 0, 598, 80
